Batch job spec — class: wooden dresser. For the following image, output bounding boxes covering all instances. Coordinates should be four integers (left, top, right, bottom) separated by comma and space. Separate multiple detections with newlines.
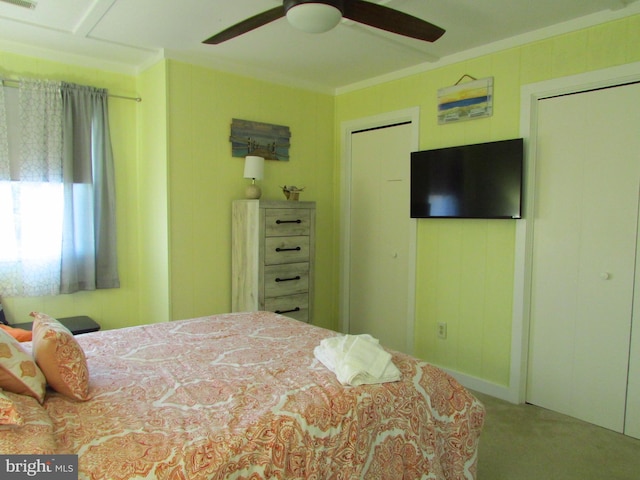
232, 200, 315, 323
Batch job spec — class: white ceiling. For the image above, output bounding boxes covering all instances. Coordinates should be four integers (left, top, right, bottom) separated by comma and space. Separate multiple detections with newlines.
0, 0, 638, 93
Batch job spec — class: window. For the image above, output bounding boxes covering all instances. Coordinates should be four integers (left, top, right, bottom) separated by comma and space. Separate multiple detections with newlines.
0, 79, 119, 297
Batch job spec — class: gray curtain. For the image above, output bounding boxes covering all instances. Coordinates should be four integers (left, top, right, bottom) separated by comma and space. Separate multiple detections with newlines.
60, 82, 119, 292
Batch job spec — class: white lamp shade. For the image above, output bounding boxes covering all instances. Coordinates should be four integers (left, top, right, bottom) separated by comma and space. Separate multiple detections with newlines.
286, 3, 342, 34
243, 155, 264, 180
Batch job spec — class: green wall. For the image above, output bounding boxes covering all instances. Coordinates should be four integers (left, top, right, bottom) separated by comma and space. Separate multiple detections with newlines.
335, 14, 640, 387
163, 61, 337, 328
136, 61, 171, 324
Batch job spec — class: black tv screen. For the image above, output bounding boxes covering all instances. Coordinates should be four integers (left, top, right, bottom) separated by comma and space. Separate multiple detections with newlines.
410, 138, 523, 219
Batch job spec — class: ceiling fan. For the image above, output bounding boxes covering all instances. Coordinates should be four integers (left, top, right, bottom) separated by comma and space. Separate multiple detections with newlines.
203, 0, 445, 45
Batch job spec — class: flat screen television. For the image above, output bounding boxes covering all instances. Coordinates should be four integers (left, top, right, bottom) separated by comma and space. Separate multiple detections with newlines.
410, 138, 523, 219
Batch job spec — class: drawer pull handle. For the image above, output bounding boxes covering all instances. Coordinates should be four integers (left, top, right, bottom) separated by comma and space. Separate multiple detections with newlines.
276, 247, 302, 252
276, 219, 302, 224
275, 307, 301, 314
275, 276, 301, 282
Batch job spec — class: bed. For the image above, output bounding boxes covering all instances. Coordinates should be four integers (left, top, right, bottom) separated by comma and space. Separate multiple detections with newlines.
1, 311, 484, 479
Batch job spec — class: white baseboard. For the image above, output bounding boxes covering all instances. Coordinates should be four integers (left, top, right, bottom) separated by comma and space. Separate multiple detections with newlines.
435, 364, 518, 404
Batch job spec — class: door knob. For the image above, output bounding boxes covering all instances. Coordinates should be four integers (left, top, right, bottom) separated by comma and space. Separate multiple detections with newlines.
600, 272, 611, 280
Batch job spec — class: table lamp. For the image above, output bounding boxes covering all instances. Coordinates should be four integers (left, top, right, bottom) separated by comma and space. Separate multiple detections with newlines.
243, 155, 264, 199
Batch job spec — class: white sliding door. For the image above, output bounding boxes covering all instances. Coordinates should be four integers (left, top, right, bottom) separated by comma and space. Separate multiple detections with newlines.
527, 82, 640, 434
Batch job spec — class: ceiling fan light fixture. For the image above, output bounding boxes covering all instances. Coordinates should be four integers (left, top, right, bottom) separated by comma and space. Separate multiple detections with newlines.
286, 3, 343, 34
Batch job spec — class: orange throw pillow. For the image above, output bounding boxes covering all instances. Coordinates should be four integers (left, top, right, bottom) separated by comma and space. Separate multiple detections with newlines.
31, 312, 90, 401
0, 324, 32, 342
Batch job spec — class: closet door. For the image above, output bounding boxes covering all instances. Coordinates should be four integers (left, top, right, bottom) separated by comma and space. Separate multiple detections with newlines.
349, 123, 413, 353
527, 83, 640, 433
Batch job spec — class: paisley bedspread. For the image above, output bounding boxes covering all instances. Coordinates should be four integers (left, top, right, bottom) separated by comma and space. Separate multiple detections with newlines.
42, 311, 484, 479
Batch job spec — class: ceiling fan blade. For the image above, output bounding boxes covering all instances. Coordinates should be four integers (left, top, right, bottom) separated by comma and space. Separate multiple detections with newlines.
203, 6, 284, 45
343, 0, 445, 43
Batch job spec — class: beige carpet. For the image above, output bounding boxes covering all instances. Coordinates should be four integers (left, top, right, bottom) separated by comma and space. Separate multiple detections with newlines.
472, 391, 640, 480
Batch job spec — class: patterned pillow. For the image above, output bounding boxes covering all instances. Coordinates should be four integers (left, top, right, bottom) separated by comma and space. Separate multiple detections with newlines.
0, 390, 56, 454
31, 312, 90, 401
0, 389, 23, 425
0, 328, 46, 403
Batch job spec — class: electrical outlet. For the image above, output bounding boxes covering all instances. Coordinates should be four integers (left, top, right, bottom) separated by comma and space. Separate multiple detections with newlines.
437, 322, 447, 340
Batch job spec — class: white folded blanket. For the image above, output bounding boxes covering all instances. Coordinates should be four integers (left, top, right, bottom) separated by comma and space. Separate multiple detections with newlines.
314, 334, 401, 386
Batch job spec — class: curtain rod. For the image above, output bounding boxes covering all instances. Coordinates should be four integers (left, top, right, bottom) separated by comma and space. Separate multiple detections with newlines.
0, 78, 142, 102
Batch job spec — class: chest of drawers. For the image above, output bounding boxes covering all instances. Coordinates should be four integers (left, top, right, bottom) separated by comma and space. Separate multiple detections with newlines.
232, 200, 315, 323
